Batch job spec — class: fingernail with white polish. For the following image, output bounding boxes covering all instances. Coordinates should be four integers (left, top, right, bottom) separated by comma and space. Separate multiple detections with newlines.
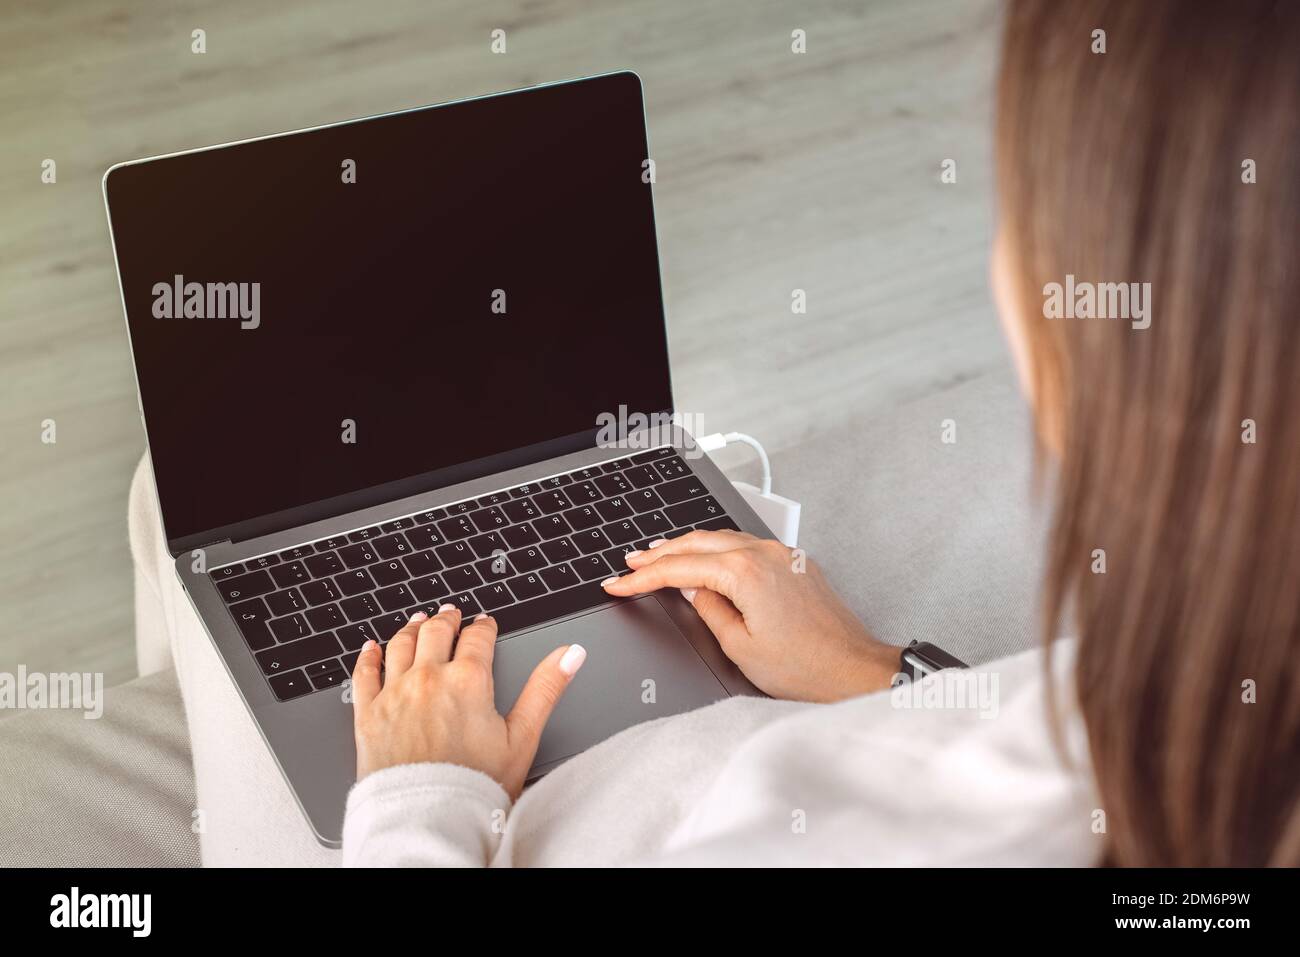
475, 612, 490, 621
648, 539, 668, 549
559, 644, 587, 676
600, 577, 619, 588
680, 588, 697, 603
438, 603, 458, 614
624, 550, 641, 560
362, 639, 376, 651
409, 612, 428, 622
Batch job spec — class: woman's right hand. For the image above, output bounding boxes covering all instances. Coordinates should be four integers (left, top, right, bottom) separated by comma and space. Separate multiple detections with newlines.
600, 529, 900, 703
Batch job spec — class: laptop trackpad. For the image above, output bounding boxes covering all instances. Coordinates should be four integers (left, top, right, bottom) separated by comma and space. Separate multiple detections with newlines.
491, 596, 730, 769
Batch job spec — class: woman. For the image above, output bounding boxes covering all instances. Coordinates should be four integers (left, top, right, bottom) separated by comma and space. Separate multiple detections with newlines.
345, 0, 1300, 867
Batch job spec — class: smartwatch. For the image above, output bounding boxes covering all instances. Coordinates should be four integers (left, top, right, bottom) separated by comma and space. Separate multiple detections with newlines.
899, 640, 969, 681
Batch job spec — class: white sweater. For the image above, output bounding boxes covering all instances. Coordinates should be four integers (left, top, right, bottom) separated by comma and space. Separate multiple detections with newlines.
342, 644, 1099, 867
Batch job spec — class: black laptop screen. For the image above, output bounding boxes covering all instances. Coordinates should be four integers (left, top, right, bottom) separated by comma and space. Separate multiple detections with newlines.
105, 73, 672, 546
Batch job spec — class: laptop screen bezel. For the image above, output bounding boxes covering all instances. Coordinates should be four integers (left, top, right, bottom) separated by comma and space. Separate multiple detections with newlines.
103, 71, 676, 556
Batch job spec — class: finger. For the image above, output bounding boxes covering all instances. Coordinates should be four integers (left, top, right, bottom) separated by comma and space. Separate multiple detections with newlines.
684, 587, 749, 649
624, 529, 752, 567
505, 644, 586, 755
414, 603, 461, 666
383, 612, 427, 678
601, 552, 743, 602
350, 639, 383, 711
453, 613, 499, 669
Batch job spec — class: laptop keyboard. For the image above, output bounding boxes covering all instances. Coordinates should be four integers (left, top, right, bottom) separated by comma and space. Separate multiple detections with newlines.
209, 447, 740, 701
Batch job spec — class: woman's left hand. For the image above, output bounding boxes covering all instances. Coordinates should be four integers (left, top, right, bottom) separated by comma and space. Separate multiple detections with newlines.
350, 604, 586, 799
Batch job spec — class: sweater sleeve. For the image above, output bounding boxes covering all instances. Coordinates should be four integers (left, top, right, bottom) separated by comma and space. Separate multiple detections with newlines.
342, 763, 511, 867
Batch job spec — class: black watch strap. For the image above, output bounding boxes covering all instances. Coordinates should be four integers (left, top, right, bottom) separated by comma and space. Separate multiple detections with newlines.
899, 640, 969, 680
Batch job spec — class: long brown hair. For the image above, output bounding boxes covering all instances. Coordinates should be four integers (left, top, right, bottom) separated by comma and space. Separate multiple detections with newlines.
996, 0, 1300, 865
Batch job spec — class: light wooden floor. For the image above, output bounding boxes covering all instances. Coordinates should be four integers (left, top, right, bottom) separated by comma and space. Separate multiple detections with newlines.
0, 0, 1005, 687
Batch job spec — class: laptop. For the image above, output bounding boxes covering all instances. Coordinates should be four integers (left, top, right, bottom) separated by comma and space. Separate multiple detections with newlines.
102, 71, 769, 846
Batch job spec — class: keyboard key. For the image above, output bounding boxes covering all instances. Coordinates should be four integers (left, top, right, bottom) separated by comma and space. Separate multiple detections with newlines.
539, 563, 579, 591
437, 515, 477, 541
371, 558, 409, 587
245, 555, 282, 571
402, 550, 442, 576
317, 536, 349, 551
657, 475, 708, 505
534, 490, 573, 514
533, 515, 570, 540
336, 622, 379, 650
492, 579, 616, 639
269, 613, 312, 643
448, 500, 476, 514
571, 466, 604, 481
341, 593, 382, 621
413, 507, 446, 524
477, 491, 511, 507
339, 542, 378, 569
473, 582, 513, 611
595, 497, 633, 521
445, 565, 483, 590
382, 517, 414, 533
503, 498, 541, 523
256, 632, 342, 675
228, 596, 276, 650
300, 577, 342, 606
217, 569, 275, 603
573, 528, 613, 554
594, 473, 632, 497
435, 540, 475, 568
627, 488, 665, 513
563, 505, 602, 531
572, 554, 614, 581
654, 457, 689, 481
447, 591, 482, 617
411, 574, 451, 602
630, 447, 676, 464
373, 534, 412, 560
624, 465, 663, 488
342, 651, 361, 672
369, 612, 409, 640
634, 511, 674, 537
305, 603, 347, 632
505, 572, 548, 602
502, 523, 540, 548
468, 531, 509, 559
475, 554, 514, 582
278, 545, 314, 563
305, 659, 341, 678
305, 552, 345, 578
405, 525, 445, 550
542, 475, 572, 489
603, 519, 640, 545
336, 568, 377, 597
375, 583, 416, 612
602, 545, 638, 573
568, 481, 603, 504
509, 483, 540, 499
511, 545, 548, 572
269, 670, 312, 701
348, 526, 382, 542
265, 588, 306, 616
601, 458, 632, 473
696, 516, 741, 532
269, 561, 309, 590
310, 668, 347, 691
666, 496, 724, 527
540, 537, 580, 564
470, 507, 510, 533
213, 564, 244, 579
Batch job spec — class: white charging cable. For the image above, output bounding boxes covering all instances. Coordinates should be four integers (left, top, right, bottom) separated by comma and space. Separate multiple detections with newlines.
695, 431, 773, 496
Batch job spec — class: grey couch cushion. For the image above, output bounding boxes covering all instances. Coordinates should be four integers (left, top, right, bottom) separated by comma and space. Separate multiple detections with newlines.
0, 667, 201, 867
